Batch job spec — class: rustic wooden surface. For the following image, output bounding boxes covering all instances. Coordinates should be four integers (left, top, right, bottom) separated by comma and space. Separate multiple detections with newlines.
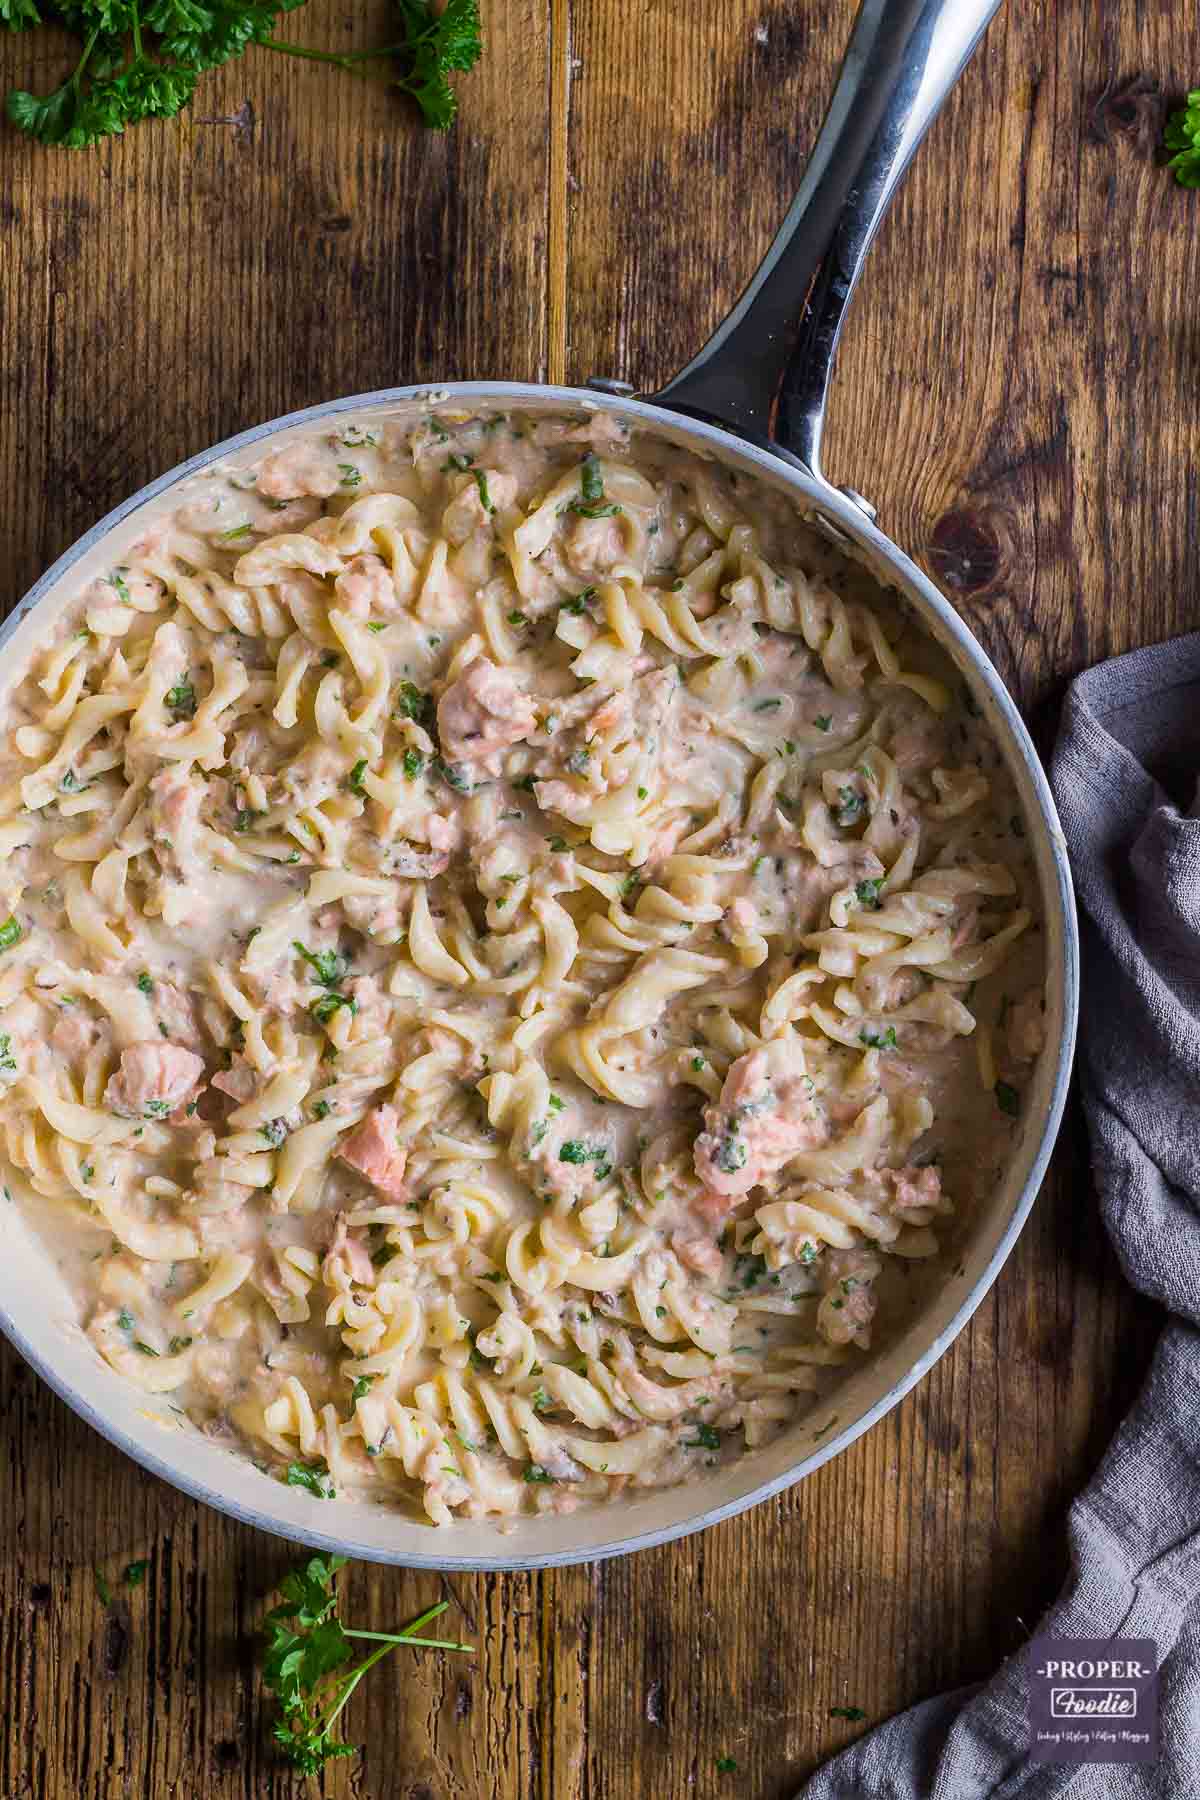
0, 2, 1193, 1795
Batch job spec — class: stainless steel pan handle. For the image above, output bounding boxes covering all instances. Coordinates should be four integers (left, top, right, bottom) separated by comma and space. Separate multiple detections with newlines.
651, 0, 1004, 492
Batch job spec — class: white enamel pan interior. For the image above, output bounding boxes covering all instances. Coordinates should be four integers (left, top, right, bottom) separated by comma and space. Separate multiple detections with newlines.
0, 0, 1078, 1568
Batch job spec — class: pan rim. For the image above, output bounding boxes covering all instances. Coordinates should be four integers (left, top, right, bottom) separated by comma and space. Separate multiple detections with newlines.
0, 380, 1079, 1569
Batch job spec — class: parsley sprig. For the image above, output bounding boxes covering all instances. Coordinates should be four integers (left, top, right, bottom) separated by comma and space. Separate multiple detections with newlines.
262, 1553, 472, 1776
3, 0, 482, 147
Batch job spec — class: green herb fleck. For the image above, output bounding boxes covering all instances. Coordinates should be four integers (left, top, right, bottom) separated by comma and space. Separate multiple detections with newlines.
684, 1424, 721, 1451
435, 758, 473, 794
568, 500, 621, 519
165, 678, 197, 721
285, 1459, 336, 1500
293, 942, 349, 988
714, 1136, 747, 1175
580, 454, 604, 502
310, 992, 356, 1027
473, 470, 495, 513
835, 786, 865, 828
396, 682, 433, 726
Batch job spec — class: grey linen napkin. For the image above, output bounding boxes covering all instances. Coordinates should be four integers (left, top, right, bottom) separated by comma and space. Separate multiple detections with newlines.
797, 635, 1200, 1799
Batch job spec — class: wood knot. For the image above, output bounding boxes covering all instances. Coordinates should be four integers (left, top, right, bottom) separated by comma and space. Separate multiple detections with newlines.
928, 509, 1004, 595
28, 1583, 52, 1612
1087, 74, 1161, 145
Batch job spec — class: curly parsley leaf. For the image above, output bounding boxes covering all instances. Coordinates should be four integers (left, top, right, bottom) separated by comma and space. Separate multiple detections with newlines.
0, 0, 42, 27
6, 8, 203, 149
390, 0, 480, 129
152, 0, 303, 72
1164, 90, 1200, 187
261, 1551, 472, 1775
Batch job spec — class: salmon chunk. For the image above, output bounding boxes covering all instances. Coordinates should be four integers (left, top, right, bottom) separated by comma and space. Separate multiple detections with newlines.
337, 1104, 411, 1202
436, 658, 536, 776
104, 1042, 205, 1119
694, 1039, 828, 1201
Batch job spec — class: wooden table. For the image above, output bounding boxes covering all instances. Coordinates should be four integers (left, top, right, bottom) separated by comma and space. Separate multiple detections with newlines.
0, 3, 1191, 1794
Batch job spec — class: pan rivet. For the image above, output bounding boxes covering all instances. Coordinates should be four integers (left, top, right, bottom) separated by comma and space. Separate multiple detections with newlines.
586, 378, 637, 396
839, 486, 877, 522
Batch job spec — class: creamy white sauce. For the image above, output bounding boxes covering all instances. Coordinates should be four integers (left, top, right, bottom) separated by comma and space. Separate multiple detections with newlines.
0, 409, 1045, 1527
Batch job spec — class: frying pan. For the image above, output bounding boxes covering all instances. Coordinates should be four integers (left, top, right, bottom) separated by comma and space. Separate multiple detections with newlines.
0, 0, 1078, 1569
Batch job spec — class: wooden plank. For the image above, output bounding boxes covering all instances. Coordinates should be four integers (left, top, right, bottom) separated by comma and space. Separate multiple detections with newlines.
0, 0, 1190, 1795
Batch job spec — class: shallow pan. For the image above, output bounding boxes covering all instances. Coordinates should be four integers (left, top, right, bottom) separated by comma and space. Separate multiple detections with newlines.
0, 0, 1078, 1569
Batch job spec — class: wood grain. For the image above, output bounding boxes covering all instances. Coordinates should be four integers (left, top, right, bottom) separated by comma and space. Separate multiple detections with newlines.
0, 0, 1188, 1794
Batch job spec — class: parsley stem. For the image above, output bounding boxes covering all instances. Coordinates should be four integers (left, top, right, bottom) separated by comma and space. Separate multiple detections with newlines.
342, 1598, 472, 1651
261, 38, 405, 68
73, 22, 102, 91
321, 1641, 400, 1734
343, 1631, 474, 1651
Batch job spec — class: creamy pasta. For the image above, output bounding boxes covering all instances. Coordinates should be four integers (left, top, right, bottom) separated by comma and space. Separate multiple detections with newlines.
0, 407, 1045, 1527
